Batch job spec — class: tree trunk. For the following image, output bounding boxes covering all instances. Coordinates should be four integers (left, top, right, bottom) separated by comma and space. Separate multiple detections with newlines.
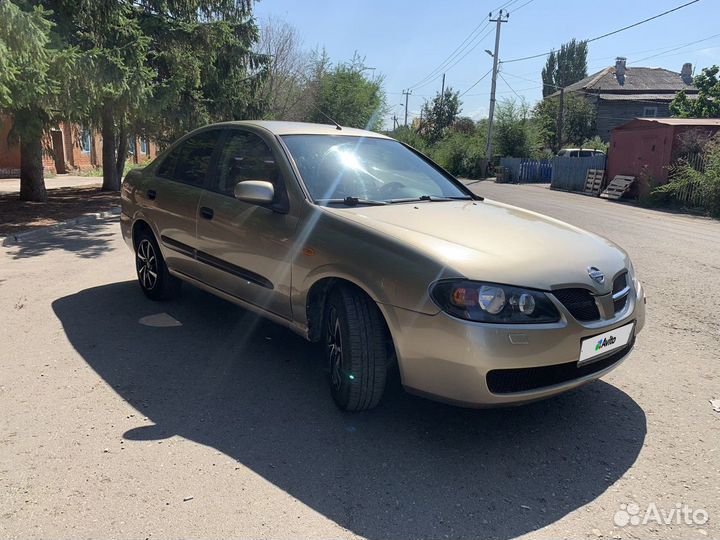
101, 104, 119, 191
115, 124, 128, 185
19, 131, 47, 202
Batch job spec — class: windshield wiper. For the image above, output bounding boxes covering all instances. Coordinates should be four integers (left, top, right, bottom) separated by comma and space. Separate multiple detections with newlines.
388, 195, 472, 204
316, 197, 389, 207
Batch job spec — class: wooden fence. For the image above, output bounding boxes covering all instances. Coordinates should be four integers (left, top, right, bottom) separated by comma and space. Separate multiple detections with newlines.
499, 155, 608, 192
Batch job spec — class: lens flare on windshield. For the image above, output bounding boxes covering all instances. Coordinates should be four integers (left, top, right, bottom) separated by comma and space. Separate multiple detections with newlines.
335, 148, 363, 171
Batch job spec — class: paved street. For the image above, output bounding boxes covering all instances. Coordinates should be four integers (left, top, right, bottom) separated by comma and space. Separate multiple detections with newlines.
1, 182, 718, 539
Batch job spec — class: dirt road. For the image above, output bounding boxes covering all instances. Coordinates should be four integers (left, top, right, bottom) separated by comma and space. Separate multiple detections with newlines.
1, 181, 718, 539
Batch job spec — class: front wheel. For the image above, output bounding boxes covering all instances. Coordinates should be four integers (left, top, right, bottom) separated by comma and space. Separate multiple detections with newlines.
325, 286, 388, 411
135, 230, 181, 300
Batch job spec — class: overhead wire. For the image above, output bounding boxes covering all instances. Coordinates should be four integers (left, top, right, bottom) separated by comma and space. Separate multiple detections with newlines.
501, 0, 702, 64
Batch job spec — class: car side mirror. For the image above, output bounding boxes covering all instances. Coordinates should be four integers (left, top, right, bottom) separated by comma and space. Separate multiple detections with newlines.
234, 180, 274, 205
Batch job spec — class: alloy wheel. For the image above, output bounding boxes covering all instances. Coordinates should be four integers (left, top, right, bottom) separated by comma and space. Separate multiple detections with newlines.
136, 239, 158, 291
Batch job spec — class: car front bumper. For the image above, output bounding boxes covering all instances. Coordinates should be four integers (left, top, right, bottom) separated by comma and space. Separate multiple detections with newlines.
381, 281, 646, 407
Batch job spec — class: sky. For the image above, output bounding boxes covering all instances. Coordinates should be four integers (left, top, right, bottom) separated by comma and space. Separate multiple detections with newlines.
253, 0, 720, 129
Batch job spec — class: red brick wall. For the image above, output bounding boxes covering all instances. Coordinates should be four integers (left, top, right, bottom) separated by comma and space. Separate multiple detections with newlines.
0, 115, 158, 177
0, 115, 21, 177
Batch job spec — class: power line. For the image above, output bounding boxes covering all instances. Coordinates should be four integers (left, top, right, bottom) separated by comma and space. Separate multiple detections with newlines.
413, 27, 496, 91
630, 32, 720, 64
407, 20, 491, 89
459, 67, 494, 97
498, 72, 522, 99
407, 0, 535, 90
501, 0, 702, 64
510, 0, 536, 13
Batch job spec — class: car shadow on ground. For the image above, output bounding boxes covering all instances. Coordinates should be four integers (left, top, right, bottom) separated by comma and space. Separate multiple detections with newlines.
52, 281, 647, 539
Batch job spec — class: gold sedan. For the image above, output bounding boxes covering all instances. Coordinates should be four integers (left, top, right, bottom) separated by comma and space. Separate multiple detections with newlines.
121, 121, 646, 411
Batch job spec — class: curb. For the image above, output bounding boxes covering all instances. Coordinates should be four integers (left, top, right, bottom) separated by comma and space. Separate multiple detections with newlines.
1, 207, 121, 247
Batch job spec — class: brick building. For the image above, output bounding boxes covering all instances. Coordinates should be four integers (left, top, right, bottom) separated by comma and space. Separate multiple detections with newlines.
0, 115, 158, 178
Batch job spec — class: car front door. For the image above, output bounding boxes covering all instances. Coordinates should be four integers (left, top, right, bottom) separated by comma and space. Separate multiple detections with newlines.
194, 128, 298, 319
140, 129, 221, 278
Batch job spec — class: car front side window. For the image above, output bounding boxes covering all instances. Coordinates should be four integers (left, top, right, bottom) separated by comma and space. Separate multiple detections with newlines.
215, 131, 280, 197
157, 130, 221, 187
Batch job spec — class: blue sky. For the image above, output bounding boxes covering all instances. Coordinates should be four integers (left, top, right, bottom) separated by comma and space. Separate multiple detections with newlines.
253, 0, 720, 127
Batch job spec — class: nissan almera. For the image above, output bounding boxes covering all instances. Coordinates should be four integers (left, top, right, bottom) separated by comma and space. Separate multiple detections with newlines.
121, 121, 646, 411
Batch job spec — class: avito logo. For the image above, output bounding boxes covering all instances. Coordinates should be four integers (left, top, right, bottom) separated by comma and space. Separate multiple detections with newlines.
595, 335, 616, 351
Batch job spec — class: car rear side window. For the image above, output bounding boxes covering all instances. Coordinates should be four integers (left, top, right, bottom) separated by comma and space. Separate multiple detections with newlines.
157, 130, 221, 187
215, 131, 280, 196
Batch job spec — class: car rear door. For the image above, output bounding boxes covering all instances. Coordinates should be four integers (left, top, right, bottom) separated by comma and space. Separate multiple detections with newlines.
140, 129, 222, 278
193, 128, 298, 319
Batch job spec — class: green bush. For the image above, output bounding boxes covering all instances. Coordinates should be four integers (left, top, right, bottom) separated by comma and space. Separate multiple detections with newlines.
650, 136, 720, 217
430, 131, 487, 178
581, 136, 609, 153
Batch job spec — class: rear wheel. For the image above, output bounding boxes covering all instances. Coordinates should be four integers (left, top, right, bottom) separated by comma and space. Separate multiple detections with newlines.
135, 229, 181, 300
325, 285, 388, 411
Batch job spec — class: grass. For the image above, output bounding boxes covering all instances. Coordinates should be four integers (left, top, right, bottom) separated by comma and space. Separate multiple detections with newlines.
80, 162, 146, 178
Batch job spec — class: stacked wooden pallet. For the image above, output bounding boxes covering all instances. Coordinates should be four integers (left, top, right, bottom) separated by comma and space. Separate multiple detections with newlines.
583, 169, 605, 196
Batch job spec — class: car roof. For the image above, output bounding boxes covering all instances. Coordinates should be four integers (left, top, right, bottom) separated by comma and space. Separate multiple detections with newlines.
211, 120, 392, 139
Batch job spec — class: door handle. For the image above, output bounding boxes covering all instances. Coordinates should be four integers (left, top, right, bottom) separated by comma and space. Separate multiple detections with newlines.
200, 206, 214, 220
146, 189, 157, 200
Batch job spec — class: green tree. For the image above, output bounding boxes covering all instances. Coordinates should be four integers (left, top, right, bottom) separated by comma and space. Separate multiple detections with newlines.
391, 125, 428, 153
43, 0, 154, 191
136, 4, 266, 148
452, 116, 476, 134
309, 54, 386, 130
494, 99, 534, 158
418, 88, 461, 143
670, 65, 720, 118
0, 1, 74, 201
541, 39, 588, 97
43, 0, 266, 191
533, 93, 595, 152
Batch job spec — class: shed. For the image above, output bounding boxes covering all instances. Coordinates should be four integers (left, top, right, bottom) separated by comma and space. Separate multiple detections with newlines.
607, 118, 720, 194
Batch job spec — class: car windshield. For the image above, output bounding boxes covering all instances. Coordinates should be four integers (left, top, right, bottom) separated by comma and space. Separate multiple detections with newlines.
281, 135, 471, 204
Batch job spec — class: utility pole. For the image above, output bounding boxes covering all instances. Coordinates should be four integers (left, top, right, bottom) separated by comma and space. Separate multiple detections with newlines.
402, 89, 412, 127
485, 9, 509, 174
440, 73, 446, 109
556, 87, 564, 152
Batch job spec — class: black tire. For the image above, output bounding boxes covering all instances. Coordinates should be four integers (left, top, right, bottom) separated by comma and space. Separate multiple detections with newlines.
134, 229, 181, 301
324, 285, 388, 411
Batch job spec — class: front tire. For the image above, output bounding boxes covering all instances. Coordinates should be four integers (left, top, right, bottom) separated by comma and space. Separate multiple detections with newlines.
135, 230, 181, 301
325, 285, 388, 411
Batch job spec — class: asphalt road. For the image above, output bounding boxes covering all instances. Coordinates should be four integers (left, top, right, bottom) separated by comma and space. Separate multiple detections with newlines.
1, 181, 718, 539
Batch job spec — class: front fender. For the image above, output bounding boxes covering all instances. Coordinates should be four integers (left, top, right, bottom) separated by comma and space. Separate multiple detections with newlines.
289, 209, 458, 330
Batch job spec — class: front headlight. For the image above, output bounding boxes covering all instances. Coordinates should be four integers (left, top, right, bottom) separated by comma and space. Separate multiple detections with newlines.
430, 280, 561, 324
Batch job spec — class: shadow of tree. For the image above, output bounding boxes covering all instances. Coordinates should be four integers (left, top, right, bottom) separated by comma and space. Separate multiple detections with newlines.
52, 281, 646, 539
7, 219, 117, 259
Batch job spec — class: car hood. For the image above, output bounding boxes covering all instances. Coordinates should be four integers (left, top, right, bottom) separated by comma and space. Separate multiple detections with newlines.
322, 199, 628, 293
